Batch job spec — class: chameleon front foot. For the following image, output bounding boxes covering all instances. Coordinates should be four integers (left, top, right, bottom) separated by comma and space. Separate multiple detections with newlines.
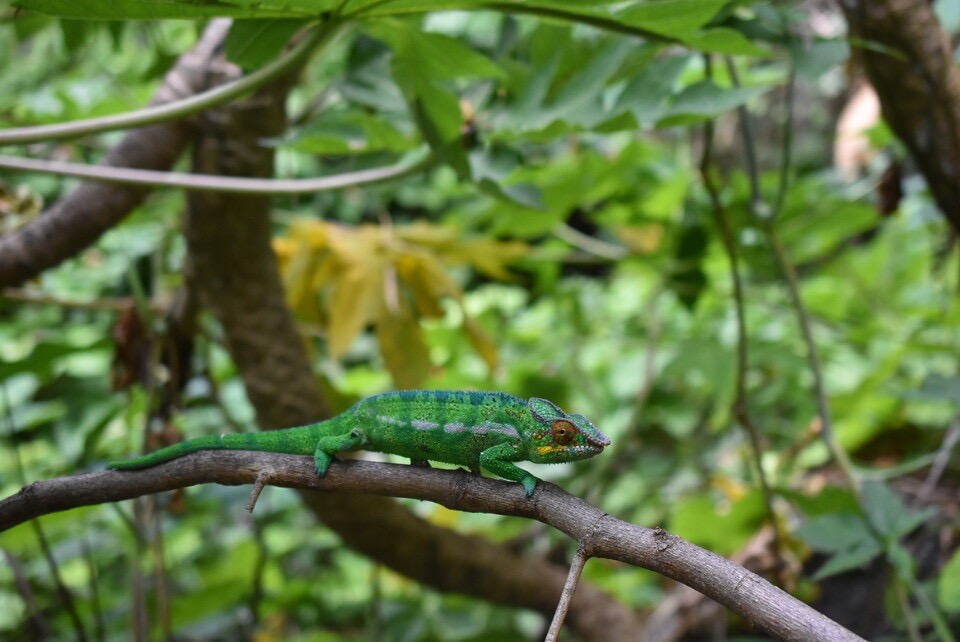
314, 452, 334, 477
314, 428, 366, 477
520, 475, 537, 497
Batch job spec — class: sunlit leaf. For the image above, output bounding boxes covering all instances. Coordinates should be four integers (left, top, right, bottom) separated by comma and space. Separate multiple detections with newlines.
376, 303, 431, 388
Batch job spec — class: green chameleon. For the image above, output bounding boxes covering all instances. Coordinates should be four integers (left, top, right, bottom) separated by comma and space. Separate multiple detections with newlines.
108, 390, 611, 496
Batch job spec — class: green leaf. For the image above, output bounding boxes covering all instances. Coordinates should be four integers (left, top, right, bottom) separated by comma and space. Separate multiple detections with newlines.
908, 373, 960, 405
365, 19, 503, 174
14, 0, 326, 19
225, 19, 306, 69
617, 0, 729, 38
884, 541, 916, 580
862, 480, 908, 538
683, 28, 772, 57
796, 513, 875, 553
660, 80, 767, 124
365, 20, 505, 83
812, 539, 882, 580
615, 53, 691, 123
938, 548, 960, 613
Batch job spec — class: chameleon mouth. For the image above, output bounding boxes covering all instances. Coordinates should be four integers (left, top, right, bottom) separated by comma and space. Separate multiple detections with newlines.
536, 444, 607, 458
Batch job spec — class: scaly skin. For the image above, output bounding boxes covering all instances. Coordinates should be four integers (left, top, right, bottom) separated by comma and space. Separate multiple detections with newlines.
108, 390, 611, 496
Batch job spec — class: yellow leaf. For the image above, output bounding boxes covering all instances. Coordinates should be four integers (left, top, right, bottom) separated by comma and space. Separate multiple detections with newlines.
395, 221, 459, 246
287, 218, 330, 248
463, 314, 499, 371
376, 303, 431, 388
327, 265, 382, 358
614, 224, 664, 254
451, 239, 529, 281
282, 242, 322, 320
396, 252, 461, 318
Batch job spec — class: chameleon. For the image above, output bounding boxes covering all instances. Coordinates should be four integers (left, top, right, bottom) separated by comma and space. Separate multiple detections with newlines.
107, 390, 611, 496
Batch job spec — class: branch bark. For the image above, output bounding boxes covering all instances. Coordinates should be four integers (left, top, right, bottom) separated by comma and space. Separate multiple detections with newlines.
837, 0, 960, 233
0, 21, 233, 288
0, 453, 868, 642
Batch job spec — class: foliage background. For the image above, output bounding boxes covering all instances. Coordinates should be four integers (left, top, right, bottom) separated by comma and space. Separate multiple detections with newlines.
1, 1, 959, 640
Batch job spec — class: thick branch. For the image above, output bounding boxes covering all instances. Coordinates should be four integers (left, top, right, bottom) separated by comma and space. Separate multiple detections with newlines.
0, 453, 866, 642
837, 0, 960, 233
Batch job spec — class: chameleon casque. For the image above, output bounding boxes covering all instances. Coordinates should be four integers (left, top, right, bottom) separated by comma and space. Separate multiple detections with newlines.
108, 390, 611, 496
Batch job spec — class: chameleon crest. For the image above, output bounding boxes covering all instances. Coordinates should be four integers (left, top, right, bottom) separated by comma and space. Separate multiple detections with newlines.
525, 397, 611, 464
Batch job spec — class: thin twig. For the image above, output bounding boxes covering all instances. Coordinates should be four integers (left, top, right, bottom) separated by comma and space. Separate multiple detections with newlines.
552, 223, 628, 260
544, 545, 589, 642
0, 24, 337, 145
0, 150, 436, 194
2, 384, 90, 642
1, 288, 158, 312
726, 57, 858, 492
766, 229, 858, 489
2, 548, 50, 639
916, 410, 960, 504
82, 537, 107, 642
700, 55, 787, 585
246, 471, 273, 512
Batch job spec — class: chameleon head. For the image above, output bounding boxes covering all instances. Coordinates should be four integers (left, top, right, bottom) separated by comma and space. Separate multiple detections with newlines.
525, 397, 611, 464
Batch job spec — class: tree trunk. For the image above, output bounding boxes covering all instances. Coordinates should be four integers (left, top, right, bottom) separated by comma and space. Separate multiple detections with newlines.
837, 0, 960, 233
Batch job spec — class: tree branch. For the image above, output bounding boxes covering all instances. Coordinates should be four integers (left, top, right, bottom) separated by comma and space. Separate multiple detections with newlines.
0, 453, 866, 642
837, 0, 960, 233
0, 21, 227, 288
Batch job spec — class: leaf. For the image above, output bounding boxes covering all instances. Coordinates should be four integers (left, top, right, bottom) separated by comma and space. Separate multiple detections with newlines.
862, 480, 933, 540
396, 252, 460, 318
376, 303, 431, 388
660, 81, 768, 124
795, 513, 875, 553
812, 539, 883, 580
225, 19, 306, 69
938, 548, 960, 613
683, 28, 772, 57
327, 264, 383, 359
907, 373, 960, 405
617, 0, 729, 38
14, 0, 325, 19
365, 20, 500, 174
500, 36, 634, 132
615, 53, 691, 123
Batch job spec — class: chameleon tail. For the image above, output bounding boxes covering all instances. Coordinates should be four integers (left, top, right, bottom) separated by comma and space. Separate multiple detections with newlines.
106, 423, 327, 470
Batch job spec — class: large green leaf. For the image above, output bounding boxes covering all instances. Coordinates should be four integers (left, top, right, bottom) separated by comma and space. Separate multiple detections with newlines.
617, 0, 728, 38
364, 19, 504, 174
15, 0, 329, 19
224, 19, 307, 68
659, 80, 767, 125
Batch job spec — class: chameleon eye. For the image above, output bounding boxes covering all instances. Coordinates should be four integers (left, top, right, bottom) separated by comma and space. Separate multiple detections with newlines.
552, 420, 577, 445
